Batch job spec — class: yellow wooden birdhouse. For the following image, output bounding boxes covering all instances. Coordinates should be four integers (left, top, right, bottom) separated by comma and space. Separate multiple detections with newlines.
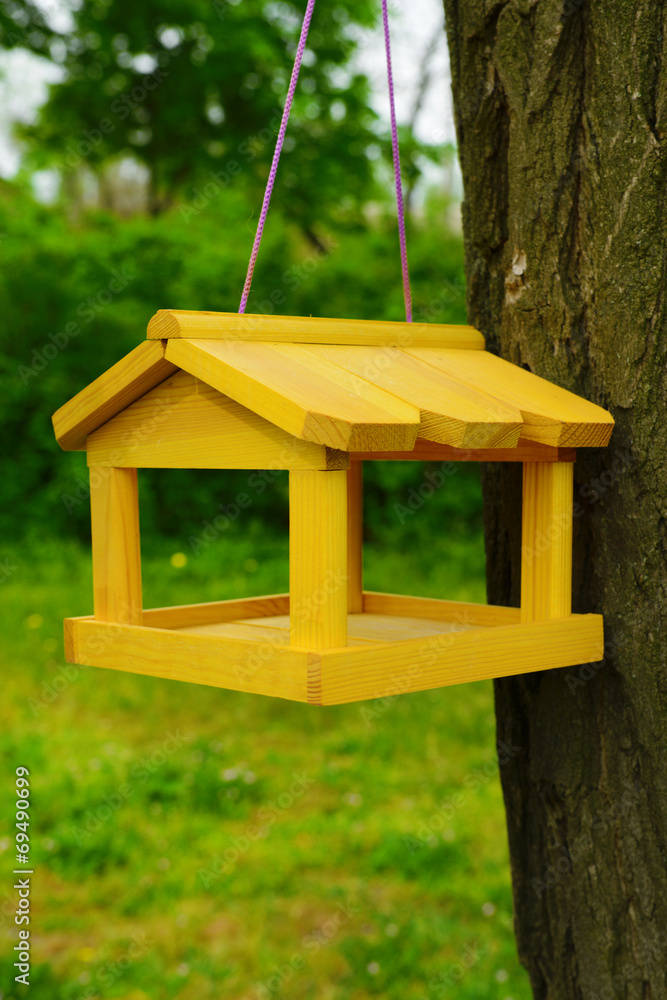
52, 309, 614, 705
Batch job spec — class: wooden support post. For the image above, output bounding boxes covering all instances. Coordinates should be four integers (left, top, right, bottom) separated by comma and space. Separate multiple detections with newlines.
289, 470, 348, 648
521, 461, 574, 622
347, 460, 363, 613
90, 466, 143, 625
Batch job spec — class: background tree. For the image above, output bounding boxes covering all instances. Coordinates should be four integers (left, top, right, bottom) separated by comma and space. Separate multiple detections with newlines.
0, 0, 462, 544
444, 0, 667, 996
0, 0, 390, 223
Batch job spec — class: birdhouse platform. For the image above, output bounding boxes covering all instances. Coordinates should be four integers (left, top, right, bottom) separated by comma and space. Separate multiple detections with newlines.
53, 311, 614, 705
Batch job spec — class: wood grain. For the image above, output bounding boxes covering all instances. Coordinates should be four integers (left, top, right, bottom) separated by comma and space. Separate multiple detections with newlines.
347, 461, 364, 613
142, 594, 290, 630
290, 470, 348, 648
63, 603, 602, 707
165, 339, 421, 452
53, 341, 177, 451
362, 591, 521, 625
87, 370, 348, 470
89, 466, 142, 625
350, 440, 577, 462
67, 617, 311, 702
148, 309, 486, 348
300, 344, 524, 449
406, 348, 615, 448
521, 462, 574, 622
314, 614, 604, 705
174, 616, 376, 646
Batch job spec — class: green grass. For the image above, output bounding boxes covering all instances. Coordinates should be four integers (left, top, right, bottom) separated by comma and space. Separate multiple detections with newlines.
0, 532, 531, 1000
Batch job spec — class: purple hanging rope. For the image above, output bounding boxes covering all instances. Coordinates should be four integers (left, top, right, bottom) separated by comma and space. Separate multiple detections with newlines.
239, 0, 413, 320
238, 0, 316, 313
382, 0, 412, 322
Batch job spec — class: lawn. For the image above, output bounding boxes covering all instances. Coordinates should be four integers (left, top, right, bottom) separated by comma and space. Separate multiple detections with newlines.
0, 509, 532, 1000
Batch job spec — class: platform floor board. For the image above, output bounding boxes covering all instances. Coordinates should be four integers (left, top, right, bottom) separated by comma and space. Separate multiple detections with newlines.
171, 611, 480, 646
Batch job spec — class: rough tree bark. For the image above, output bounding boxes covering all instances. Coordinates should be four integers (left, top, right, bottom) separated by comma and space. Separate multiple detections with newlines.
443, 1, 667, 997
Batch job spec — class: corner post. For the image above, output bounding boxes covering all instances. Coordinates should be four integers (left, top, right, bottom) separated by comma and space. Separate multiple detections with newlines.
347, 460, 363, 614
521, 461, 574, 622
289, 470, 348, 648
89, 465, 143, 625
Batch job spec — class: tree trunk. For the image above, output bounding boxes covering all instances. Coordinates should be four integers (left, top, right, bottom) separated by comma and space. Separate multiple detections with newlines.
443, 2, 667, 997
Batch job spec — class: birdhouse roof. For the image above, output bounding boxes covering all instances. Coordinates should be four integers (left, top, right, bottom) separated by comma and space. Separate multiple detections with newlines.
52, 310, 614, 453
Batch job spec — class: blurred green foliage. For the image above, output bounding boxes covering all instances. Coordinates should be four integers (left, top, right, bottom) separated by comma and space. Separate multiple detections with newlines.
1, 0, 443, 219
0, 539, 530, 1000
0, 0, 469, 550
0, 4, 522, 997
0, 179, 472, 547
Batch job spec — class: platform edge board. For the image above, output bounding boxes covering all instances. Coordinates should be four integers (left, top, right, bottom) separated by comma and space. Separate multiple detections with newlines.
314, 614, 604, 705
148, 310, 486, 349
66, 617, 311, 702
142, 594, 291, 630
64, 617, 77, 662
362, 592, 521, 626
102, 593, 517, 631
62, 608, 603, 707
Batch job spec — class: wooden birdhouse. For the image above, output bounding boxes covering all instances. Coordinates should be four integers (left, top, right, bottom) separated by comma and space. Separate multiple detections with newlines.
52, 310, 614, 705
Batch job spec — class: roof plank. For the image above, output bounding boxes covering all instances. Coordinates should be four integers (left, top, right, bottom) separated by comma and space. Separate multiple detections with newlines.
405, 349, 615, 447
148, 309, 485, 349
164, 339, 421, 451
52, 341, 178, 451
296, 345, 524, 449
